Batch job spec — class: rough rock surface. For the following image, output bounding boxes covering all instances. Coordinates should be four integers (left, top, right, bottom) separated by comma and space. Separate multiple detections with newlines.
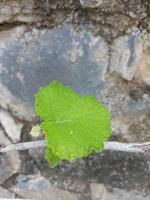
0, 128, 21, 184
0, 24, 108, 107
0, 0, 35, 24
0, 187, 15, 198
80, 0, 104, 8
90, 183, 150, 200
136, 47, 150, 86
0, 109, 23, 142
99, 76, 150, 142
11, 175, 78, 200
0, 0, 149, 42
0, 82, 35, 121
28, 147, 150, 198
110, 27, 143, 80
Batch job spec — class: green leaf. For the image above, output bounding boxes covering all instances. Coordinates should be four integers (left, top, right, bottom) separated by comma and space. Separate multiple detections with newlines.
35, 81, 111, 165
46, 147, 61, 167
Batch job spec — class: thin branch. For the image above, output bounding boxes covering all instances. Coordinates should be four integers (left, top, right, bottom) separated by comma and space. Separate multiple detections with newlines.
0, 140, 46, 153
0, 140, 150, 154
104, 141, 150, 152
0, 199, 32, 200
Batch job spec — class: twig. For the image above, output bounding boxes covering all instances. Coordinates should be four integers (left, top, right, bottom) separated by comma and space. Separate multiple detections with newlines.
0, 199, 32, 200
0, 140, 150, 154
104, 141, 150, 152
0, 140, 46, 153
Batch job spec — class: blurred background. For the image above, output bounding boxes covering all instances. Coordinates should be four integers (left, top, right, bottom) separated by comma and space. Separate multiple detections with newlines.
0, 0, 149, 199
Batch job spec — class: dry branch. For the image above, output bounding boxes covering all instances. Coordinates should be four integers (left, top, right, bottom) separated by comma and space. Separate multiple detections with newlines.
0, 140, 150, 154
0, 199, 32, 200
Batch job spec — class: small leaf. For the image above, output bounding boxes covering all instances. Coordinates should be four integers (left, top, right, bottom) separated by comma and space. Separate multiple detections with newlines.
30, 125, 41, 137
35, 81, 112, 165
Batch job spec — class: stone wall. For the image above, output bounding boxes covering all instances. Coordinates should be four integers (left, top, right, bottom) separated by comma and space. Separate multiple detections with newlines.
0, 1, 149, 199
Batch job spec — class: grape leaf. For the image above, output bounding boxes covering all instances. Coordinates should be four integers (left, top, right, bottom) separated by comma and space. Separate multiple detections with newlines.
35, 81, 111, 166
46, 147, 61, 167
